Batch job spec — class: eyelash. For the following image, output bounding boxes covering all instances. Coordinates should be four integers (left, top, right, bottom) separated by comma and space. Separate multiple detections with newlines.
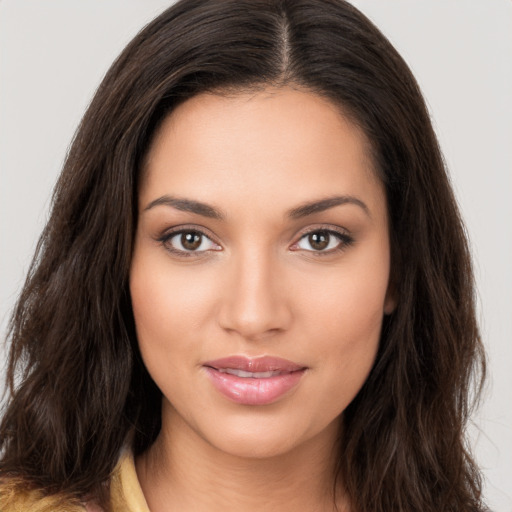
157, 225, 354, 258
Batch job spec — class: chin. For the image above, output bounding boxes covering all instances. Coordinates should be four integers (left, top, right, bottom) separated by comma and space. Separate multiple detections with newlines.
195, 410, 340, 461
207, 429, 303, 460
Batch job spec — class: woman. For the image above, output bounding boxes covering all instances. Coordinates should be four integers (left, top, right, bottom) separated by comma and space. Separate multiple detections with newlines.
0, 1, 487, 511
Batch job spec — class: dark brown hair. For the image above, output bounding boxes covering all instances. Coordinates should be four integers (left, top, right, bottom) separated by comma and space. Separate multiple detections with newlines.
0, 1, 486, 510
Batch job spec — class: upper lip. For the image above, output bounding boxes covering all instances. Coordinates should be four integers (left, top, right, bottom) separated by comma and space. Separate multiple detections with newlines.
203, 356, 306, 373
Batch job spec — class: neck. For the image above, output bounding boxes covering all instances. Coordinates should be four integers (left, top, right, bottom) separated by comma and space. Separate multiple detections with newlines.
136, 404, 348, 512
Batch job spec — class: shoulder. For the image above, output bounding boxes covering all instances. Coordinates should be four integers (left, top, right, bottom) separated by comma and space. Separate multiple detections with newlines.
0, 478, 87, 512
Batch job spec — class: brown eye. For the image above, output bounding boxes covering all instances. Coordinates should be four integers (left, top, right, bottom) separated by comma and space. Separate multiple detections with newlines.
181, 232, 202, 250
295, 229, 351, 253
163, 229, 220, 254
308, 231, 330, 250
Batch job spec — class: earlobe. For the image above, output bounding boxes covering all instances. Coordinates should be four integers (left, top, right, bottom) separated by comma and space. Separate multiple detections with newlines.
383, 284, 398, 315
384, 296, 397, 315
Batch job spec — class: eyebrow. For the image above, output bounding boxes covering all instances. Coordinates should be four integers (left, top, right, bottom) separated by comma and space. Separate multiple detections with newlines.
144, 195, 224, 220
287, 195, 371, 219
143, 194, 370, 220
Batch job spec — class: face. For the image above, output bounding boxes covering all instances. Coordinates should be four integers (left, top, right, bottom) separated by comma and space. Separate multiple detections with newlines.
130, 87, 395, 459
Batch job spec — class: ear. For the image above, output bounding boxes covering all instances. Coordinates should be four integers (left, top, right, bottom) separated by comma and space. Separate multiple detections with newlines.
383, 281, 398, 315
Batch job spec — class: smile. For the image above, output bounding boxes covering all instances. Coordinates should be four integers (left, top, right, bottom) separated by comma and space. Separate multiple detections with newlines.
203, 356, 307, 406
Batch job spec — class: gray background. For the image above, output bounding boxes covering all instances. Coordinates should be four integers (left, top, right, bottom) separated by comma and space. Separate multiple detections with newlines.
1, 1, 511, 509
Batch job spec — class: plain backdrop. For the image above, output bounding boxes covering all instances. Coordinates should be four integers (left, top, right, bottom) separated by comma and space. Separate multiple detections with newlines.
1, 1, 511, 510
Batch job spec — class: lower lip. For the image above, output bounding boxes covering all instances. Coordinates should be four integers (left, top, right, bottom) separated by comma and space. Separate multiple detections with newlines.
204, 367, 306, 405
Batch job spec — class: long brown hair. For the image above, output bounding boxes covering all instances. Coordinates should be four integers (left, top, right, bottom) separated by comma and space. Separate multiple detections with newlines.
0, 1, 486, 510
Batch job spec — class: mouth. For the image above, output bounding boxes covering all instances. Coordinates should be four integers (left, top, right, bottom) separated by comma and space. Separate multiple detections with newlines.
202, 356, 307, 406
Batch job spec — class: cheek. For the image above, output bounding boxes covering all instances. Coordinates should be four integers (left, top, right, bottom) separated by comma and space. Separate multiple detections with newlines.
295, 249, 390, 401
301, 291, 383, 416
130, 256, 195, 383
308, 279, 384, 373
129, 253, 227, 411
301, 246, 389, 345
129, 260, 202, 410
130, 254, 213, 344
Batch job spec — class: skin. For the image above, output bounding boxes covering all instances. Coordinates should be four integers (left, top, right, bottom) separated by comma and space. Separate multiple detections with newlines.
130, 87, 395, 512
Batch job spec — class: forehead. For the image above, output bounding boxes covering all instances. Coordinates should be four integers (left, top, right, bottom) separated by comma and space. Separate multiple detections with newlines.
140, 87, 384, 217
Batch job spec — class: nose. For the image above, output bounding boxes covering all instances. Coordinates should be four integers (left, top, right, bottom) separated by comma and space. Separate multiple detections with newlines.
217, 249, 292, 341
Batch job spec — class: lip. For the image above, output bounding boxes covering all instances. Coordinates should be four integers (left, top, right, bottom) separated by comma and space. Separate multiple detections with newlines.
203, 356, 307, 406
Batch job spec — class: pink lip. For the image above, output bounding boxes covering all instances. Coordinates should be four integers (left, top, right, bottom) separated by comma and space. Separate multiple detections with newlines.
203, 356, 307, 406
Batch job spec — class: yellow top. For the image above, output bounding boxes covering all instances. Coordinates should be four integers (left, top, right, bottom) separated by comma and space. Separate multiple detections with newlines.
0, 451, 151, 512
108, 450, 150, 512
